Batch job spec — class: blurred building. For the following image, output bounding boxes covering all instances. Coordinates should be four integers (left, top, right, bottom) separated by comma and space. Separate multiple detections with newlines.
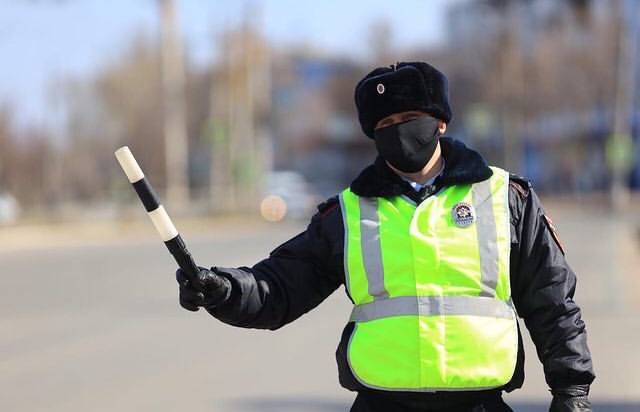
447, 0, 640, 193
199, 0, 640, 217
206, 24, 375, 212
5, 1, 640, 220
270, 53, 373, 198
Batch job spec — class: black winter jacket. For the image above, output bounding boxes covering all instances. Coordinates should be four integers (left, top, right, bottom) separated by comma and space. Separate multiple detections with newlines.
209, 137, 595, 407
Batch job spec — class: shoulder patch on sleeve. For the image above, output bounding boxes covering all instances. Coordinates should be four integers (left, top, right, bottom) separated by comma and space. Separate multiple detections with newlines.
543, 214, 566, 255
317, 196, 339, 217
509, 174, 532, 199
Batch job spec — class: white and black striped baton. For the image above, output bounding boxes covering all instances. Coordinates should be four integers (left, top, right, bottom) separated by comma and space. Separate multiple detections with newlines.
115, 146, 200, 278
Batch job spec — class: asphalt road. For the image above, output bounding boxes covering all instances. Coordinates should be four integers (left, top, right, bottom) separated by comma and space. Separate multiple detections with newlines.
1, 198, 639, 411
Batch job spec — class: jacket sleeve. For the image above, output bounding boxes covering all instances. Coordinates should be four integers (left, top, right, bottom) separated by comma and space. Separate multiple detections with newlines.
207, 198, 344, 330
508, 177, 596, 390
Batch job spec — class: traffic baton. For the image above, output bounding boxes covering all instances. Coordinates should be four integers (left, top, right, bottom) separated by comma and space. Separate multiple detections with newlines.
115, 146, 200, 278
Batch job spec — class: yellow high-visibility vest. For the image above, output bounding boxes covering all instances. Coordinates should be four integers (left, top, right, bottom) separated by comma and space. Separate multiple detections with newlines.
339, 167, 517, 391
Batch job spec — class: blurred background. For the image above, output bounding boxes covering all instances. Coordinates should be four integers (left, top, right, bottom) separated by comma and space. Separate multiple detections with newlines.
1, 0, 640, 411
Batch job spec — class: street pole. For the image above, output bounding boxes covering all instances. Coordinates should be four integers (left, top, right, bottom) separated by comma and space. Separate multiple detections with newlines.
159, 0, 190, 210
609, 0, 638, 211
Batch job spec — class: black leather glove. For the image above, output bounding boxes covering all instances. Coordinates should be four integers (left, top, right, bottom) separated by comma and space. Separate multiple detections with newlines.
549, 385, 592, 412
176, 266, 231, 312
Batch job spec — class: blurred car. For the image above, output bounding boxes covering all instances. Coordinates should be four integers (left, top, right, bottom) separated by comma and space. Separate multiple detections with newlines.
260, 171, 320, 222
0, 192, 20, 224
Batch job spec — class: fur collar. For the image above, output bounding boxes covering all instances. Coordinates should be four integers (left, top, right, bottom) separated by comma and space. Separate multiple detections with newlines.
350, 137, 493, 198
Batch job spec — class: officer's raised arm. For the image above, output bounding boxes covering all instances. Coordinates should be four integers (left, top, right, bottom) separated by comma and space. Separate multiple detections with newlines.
176, 199, 343, 330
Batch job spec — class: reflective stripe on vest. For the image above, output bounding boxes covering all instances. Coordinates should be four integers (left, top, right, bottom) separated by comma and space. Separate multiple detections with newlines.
339, 167, 517, 391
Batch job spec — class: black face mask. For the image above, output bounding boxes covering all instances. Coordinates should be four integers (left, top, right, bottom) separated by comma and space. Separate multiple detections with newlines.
373, 116, 440, 173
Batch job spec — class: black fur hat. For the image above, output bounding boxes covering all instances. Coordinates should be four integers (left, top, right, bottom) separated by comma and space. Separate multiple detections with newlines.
354, 61, 452, 138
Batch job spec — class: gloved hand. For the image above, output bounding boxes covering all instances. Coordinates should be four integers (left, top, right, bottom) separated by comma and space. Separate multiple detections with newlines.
176, 266, 231, 312
549, 385, 592, 412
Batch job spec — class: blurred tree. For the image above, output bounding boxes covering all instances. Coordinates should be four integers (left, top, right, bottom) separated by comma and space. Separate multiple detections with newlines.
0, 106, 17, 191
94, 34, 164, 190
18, 129, 56, 209
206, 8, 271, 213
0, 106, 54, 213
159, 0, 190, 210
368, 19, 394, 64
445, 0, 629, 191
61, 79, 116, 204
7, 0, 634, 218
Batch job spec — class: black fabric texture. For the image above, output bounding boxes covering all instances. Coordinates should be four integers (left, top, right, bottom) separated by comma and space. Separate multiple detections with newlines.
350, 137, 493, 202
349, 390, 514, 412
549, 384, 592, 412
355, 62, 452, 138
373, 115, 440, 173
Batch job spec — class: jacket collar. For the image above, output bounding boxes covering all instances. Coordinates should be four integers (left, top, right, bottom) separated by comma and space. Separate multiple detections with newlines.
350, 137, 493, 198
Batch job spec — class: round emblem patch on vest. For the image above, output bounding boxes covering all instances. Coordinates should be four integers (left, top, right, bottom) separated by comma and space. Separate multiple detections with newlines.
376, 83, 385, 94
452, 202, 475, 227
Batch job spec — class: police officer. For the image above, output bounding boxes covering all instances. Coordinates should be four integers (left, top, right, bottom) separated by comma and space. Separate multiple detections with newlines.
177, 61, 595, 412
